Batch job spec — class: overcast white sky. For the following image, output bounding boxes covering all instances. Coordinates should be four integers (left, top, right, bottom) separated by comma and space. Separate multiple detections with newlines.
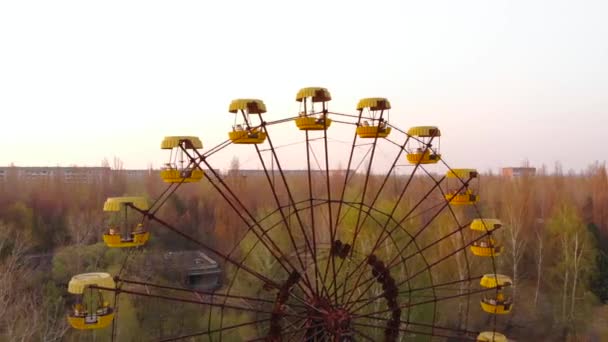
1, 0, 606, 172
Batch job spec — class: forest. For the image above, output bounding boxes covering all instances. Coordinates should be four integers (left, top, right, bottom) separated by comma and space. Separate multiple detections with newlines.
0, 162, 607, 341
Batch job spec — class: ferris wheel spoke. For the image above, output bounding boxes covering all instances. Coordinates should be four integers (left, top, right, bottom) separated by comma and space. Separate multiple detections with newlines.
320, 118, 362, 304
325, 142, 376, 301
127, 205, 281, 290
351, 327, 376, 341
115, 277, 307, 308
350, 321, 478, 341
90, 285, 308, 318
387, 221, 502, 289
338, 133, 409, 303
326, 200, 415, 297
322, 201, 375, 296
384, 136, 408, 150
305, 129, 323, 297
110, 291, 120, 342
261, 114, 301, 127
391, 222, 470, 269
381, 178, 475, 256
347, 232, 494, 314
344, 127, 407, 238
468, 202, 502, 334
330, 102, 390, 247
348, 135, 441, 262
260, 319, 326, 342
406, 275, 483, 291
339, 176, 446, 307
219, 198, 338, 310
300, 323, 329, 341
355, 313, 480, 336
342, 203, 465, 312
316, 102, 343, 305
147, 182, 180, 214
328, 118, 359, 126
346, 136, 410, 235
201, 138, 233, 158
328, 110, 373, 120
248, 140, 318, 294
306, 324, 334, 341
345, 275, 484, 309
281, 308, 310, 329
263, 307, 316, 341
195, 155, 316, 294
158, 318, 272, 342
347, 177, 480, 308
147, 145, 208, 215
341, 159, 437, 270
111, 247, 140, 341
328, 202, 412, 299
216, 200, 312, 324
260, 125, 322, 295
422, 167, 475, 330
222, 197, 317, 261
348, 211, 416, 311
348, 242, 467, 312
353, 285, 496, 319
430, 160, 503, 334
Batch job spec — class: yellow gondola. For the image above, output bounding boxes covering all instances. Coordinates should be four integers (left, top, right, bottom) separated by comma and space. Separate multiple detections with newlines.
406, 126, 441, 164
480, 274, 513, 314
470, 219, 503, 257
470, 237, 503, 257
228, 99, 267, 144
67, 273, 115, 330
295, 87, 332, 131
355, 97, 391, 138
444, 169, 479, 205
102, 197, 150, 248
477, 331, 507, 342
160, 136, 204, 183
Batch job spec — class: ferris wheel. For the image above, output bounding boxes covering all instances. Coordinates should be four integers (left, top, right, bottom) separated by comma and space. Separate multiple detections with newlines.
66, 87, 512, 342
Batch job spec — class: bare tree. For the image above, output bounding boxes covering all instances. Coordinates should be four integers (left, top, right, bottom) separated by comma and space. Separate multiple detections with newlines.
502, 172, 532, 305
533, 224, 544, 308
0, 229, 38, 341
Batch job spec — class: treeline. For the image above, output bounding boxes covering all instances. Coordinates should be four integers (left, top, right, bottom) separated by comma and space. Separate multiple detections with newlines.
476, 163, 608, 341
0, 163, 607, 341
0, 170, 220, 341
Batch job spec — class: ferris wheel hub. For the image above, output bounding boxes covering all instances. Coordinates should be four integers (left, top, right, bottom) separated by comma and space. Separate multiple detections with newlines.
321, 307, 351, 335
304, 296, 353, 338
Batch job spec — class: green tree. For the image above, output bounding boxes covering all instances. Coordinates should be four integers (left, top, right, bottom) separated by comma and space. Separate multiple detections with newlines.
589, 223, 608, 303
546, 204, 597, 337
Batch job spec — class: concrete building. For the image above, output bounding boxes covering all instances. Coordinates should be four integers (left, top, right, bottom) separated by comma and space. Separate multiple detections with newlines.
163, 250, 222, 291
501, 167, 536, 177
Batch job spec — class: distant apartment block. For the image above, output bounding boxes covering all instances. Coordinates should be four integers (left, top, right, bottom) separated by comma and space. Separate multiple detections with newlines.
124, 169, 156, 178
0, 166, 162, 183
501, 167, 536, 177
1, 166, 347, 183
234, 169, 351, 178
0, 166, 112, 183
